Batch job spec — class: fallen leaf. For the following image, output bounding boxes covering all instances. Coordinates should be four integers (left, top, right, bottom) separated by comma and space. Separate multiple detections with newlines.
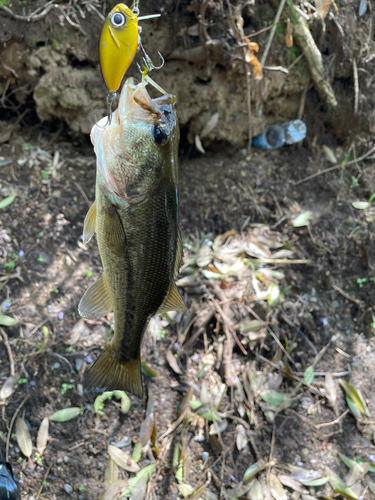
16, 417, 32, 458
201, 112, 219, 138
37, 417, 49, 456
322, 144, 337, 163
352, 201, 370, 210
166, 349, 183, 375
49, 407, 82, 422
195, 134, 206, 154
108, 444, 140, 472
104, 458, 119, 490
0, 195, 16, 209
292, 211, 311, 228
0, 376, 18, 400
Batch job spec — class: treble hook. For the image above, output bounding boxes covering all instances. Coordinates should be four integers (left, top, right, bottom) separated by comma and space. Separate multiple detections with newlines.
138, 38, 165, 74
106, 91, 116, 125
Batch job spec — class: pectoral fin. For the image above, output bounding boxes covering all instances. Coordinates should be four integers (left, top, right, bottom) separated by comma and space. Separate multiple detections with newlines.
83, 201, 96, 244
158, 282, 186, 314
78, 274, 113, 320
104, 206, 126, 256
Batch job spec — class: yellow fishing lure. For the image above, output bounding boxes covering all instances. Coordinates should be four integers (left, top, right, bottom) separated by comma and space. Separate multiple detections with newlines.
99, 4, 139, 93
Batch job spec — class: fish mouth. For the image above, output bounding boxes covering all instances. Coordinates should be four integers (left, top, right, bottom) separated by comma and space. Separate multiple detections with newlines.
90, 78, 176, 201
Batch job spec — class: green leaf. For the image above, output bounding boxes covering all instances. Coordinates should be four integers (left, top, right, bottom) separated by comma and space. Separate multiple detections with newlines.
261, 391, 291, 409
240, 320, 264, 333
0, 195, 16, 209
200, 408, 220, 422
301, 477, 329, 486
177, 483, 195, 498
339, 453, 358, 469
243, 459, 266, 484
340, 380, 365, 415
292, 211, 311, 227
304, 366, 315, 385
49, 407, 82, 422
345, 396, 362, 419
141, 360, 158, 378
189, 400, 202, 411
132, 441, 142, 463
122, 464, 156, 497
0, 314, 18, 326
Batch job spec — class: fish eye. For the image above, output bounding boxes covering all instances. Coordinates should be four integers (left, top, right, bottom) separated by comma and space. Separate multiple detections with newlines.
111, 12, 126, 27
152, 124, 168, 146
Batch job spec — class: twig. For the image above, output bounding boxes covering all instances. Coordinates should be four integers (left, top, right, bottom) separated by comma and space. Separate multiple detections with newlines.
315, 409, 349, 428
0, 1, 56, 21
263, 65, 289, 74
74, 182, 91, 208
287, 0, 337, 106
36, 463, 52, 499
0, 327, 15, 376
261, 0, 288, 70
157, 408, 190, 441
6, 394, 30, 461
332, 284, 365, 309
246, 307, 297, 368
247, 258, 310, 264
298, 80, 310, 120
353, 58, 359, 114
281, 311, 318, 355
294, 144, 375, 185
267, 419, 276, 482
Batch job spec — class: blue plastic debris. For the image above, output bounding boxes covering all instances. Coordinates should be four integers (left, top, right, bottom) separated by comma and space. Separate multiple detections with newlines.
252, 120, 307, 149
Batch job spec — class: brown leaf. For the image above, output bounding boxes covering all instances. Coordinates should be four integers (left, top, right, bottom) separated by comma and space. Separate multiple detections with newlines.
108, 445, 140, 473
0, 376, 18, 401
37, 417, 49, 456
16, 417, 32, 457
139, 413, 154, 446
166, 349, 183, 375
104, 459, 119, 490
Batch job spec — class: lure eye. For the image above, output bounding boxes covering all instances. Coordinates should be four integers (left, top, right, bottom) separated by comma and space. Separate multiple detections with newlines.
111, 12, 126, 27
152, 124, 168, 145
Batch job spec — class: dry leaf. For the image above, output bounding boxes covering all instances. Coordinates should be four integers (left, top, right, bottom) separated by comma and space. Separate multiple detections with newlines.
104, 459, 119, 490
201, 112, 219, 138
195, 135, 206, 154
324, 372, 337, 405
166, 349, 183, 375
37, 417, 49, 456
16, 417, 32, 457
139, 413, 154, 446
322, 144, 337, 163
130, 476, 147, 500
0, 376, 18, 400
108, 444, 140, 473
315, 0, 331, 20
269, 474, 287, 500
236, 424, 247, 451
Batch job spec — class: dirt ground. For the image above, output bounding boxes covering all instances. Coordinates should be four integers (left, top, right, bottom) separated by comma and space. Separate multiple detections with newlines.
1, 1, 375, 500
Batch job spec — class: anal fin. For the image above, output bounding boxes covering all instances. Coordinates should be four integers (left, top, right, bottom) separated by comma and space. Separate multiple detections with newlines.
83, 201, 96, 244
158, 282, 186, 314
78, 274, 113, 320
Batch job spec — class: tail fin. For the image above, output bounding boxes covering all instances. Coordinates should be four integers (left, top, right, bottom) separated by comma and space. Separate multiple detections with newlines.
85, 345, 143, 398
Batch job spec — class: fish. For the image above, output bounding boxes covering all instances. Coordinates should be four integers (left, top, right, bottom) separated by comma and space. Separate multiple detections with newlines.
79, 77, 185, 397
0, 461, 20, 500
99, 4, 139, 94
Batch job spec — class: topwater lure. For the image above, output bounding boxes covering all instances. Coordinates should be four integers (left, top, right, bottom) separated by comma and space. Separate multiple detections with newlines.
99, 2, 163, 121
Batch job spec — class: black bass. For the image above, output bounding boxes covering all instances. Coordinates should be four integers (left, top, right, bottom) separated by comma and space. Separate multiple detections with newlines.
79, 78, 185, 397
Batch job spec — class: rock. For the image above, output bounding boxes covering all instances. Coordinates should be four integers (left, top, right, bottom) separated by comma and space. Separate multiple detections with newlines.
64, 484, 73, 495
202, 451, 209, 462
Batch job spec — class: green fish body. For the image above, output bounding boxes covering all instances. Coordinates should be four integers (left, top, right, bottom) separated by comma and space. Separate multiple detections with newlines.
79, 78, 185, 397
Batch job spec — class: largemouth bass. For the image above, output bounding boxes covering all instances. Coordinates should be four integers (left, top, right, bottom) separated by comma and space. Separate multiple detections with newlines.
79, 78, 185, 397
